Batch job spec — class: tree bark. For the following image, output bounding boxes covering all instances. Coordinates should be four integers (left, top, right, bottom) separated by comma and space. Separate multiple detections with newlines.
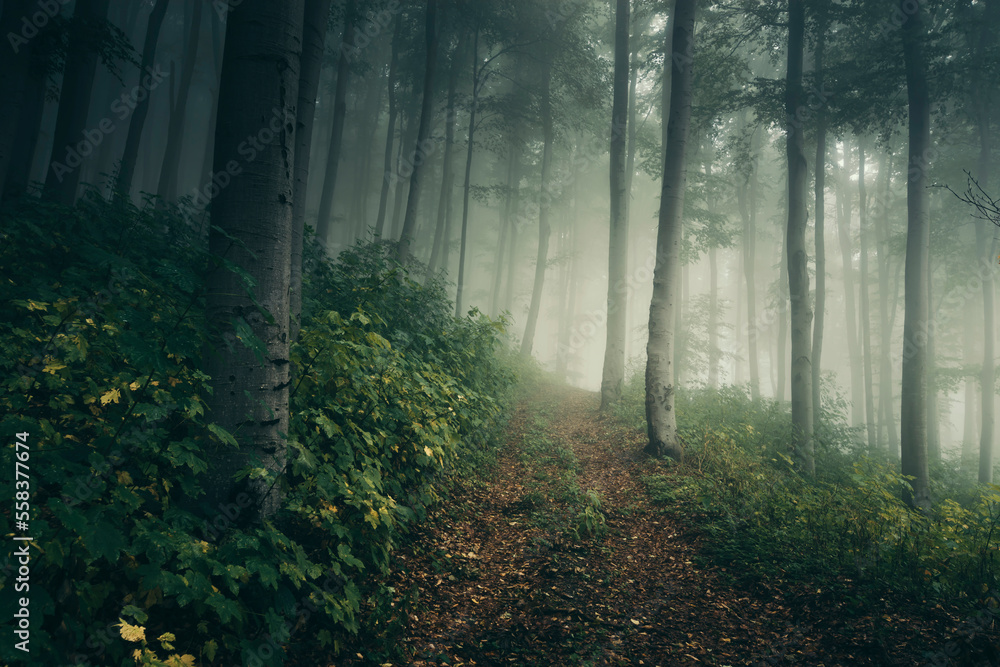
785, 0, 813, 474
836, 140, 864, 427
899, 0, 932, 508
44, 0, 113, 205
396, 0, 440, 265
736, 117, 760, 401
203, 0, 303, 520
315, 0, 356, 251
291, 0, 335, 341
0, 0, 38, 202
600, 0, 631, 409
644, 0, 695, 461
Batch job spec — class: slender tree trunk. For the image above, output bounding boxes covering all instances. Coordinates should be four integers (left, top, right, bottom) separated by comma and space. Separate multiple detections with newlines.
291, 0, 335, 341
396, 0, 440, 265
204, 0, 303, 520
491, 144, 517, 314
390, 97, 419, 241
812, 26, 827, 426
315, 0, 356, 251
899, 0, 932, 508
785, 0, 813, 474
455, 28, 480, 316
709, 244, 720, 388
429, 34, 466, 276
157, 0, 202, 203
600, 0, 631, 409
926, 253, 940, 463
197, 4, 225, 200
644, 0, 695, 461
876, 150, 899, 456
777, 228, 788, 402
44, 0, 113, 204
964, 297, 981, 472
374, 14, 403, 237
736, 124, 761, 401
837, 140, 864, 426
519, 55, 555, 357
858, 142, 877, 451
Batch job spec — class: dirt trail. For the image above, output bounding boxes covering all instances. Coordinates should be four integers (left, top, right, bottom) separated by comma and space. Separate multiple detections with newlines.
381, 384, 800, 666
361, 383, 973, 666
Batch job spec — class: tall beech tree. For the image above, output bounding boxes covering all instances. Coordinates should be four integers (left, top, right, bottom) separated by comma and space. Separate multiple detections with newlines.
203, 0, 304, 520
785, 0, 813, 474
899, 0, 932, 509
644, 0, 695, 461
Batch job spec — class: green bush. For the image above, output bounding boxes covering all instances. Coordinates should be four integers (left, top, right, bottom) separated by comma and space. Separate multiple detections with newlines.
0, 195, 516, 666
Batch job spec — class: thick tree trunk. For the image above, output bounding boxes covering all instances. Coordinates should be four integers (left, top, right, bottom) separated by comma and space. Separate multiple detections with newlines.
858, 142, 877, 452
374, 15, 403, 238
899, 0, 932, 508
519, 57, 555, 358
429, 34, 466, 277
44, 0, 113, 205
315, 0, 356, 251
785, 0, 813, 474
291, 0, 335, 341
600, 0, 631, 410
204, 0, 303, 521
644, 0, 695, 461
396, 0, 440, 265
156, 0, 202, 203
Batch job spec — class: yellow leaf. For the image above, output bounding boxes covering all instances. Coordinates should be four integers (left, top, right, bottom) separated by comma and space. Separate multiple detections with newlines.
116, 471, 133, 485
100, 388, 121, 405
129, 381, 141, 391
424, 446, 433, 457
117, 620, 146, 643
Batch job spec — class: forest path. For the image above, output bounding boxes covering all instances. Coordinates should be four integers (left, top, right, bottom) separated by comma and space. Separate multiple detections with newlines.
378, 383, 800, 666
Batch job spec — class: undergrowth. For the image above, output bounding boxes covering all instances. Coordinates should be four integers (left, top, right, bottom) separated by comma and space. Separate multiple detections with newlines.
0, 193, 518, 666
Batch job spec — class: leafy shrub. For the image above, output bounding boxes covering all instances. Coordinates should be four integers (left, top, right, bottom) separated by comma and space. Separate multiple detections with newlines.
0, 195, 516, 666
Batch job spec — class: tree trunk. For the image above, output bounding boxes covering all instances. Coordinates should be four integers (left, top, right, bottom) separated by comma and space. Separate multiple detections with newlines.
812, 26, 827, 426
926, 252, 940, 463
644, 0, 695, 461
315, 0, 356, 251
396, 0, 440, 265
963, 296, 980, 473
429, 34, 466, 277
374, 14, 403, 238
291, 0, 335, 341
455, 28, 481, 317
44, 0, 113, 205
519, 56, 555, 358
156, 0, 202, 203
491, 142, 518, 314
899, 0, 932, 508
600, 0, 631, 409
736, 121, 761, 401
837, 140, 864, 427
777, 228, 788, 402
858, 141, 877, 452
785, 0, 813, 474
875, 149, 899, 456
708, 244, 720, 388
203, 0, 303, 521
196, 3, 226, 202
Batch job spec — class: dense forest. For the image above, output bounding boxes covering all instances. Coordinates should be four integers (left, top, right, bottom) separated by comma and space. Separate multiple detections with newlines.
2, 0, 1000, 665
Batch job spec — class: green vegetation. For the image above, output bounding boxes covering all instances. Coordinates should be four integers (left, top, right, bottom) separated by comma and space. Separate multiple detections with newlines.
0, 195, 517, 666
614, 373, 1000, 610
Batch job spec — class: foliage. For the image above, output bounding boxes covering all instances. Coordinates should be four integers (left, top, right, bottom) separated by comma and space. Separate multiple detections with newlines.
614, 375, 1000, 611
0, 196, 517, 666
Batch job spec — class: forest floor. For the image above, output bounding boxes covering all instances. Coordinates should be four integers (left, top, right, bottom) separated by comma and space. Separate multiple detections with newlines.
350, 383, 983, 666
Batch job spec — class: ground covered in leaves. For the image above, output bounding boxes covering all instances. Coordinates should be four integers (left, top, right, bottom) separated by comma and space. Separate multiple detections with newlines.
346, 384, 994, 666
